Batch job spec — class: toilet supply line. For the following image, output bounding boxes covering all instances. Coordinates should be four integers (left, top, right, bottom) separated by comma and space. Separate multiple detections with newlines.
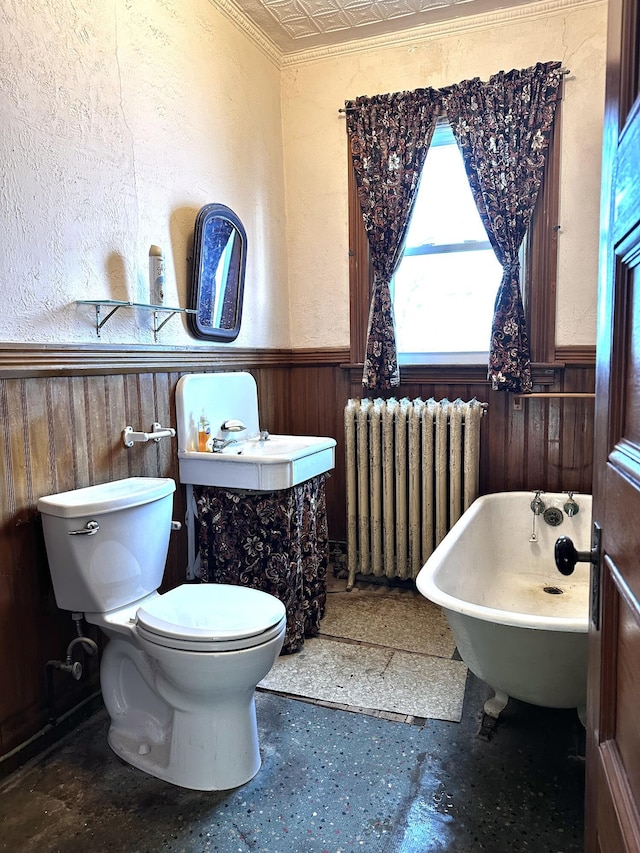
47, 635, 98, 682
46, 630, 99, 727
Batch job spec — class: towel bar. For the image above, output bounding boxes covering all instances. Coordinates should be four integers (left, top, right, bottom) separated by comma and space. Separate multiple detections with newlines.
122, 422, 176, 448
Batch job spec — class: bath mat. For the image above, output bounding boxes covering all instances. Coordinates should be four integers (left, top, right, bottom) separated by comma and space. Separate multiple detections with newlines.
259, 636, 468, 722
319, 590, 456, 658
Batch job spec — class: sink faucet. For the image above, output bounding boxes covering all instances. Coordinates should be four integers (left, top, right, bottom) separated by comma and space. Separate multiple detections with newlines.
210, 437, 239, 453
530, 490, 545, 515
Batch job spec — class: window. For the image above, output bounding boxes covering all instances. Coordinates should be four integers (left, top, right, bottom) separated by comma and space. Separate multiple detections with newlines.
348, 108, 560, 370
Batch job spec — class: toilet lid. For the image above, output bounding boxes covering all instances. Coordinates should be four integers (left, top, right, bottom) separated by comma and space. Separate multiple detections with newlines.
136, 584, 286, 645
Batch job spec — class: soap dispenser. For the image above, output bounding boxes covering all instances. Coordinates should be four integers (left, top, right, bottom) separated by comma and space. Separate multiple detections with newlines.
198, 414, 210, 452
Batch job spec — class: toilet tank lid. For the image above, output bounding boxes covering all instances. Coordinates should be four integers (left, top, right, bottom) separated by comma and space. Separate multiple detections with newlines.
37, 477, 176, 518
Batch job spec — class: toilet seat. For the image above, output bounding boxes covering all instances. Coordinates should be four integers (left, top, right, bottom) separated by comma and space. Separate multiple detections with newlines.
135, 583, 287, 652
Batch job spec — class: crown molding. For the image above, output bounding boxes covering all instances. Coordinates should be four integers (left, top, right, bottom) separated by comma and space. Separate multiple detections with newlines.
207, 0, 283, 67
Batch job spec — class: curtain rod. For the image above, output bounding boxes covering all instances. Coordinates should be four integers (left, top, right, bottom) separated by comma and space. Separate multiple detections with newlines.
338, 67, 571, 113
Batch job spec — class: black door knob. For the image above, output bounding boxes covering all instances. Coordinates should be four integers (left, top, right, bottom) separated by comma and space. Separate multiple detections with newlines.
554, 535, 596, 576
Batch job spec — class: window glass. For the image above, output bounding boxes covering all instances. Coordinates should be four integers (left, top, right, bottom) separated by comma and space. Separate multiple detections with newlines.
392, 120, 503, 364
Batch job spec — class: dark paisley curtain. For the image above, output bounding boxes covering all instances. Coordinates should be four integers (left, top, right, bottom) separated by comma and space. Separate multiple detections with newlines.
442, 61, 563, 392
346, 89, 440, 389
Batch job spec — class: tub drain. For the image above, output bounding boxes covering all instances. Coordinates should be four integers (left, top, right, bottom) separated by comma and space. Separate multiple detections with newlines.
543, 585, 564, 595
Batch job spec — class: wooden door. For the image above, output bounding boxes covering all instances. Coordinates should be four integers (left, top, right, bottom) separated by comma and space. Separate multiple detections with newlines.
587, 0, 640, 848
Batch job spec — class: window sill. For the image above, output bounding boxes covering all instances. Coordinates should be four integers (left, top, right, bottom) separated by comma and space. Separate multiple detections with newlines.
398, 352, 489, 366
341, 361, 565, 386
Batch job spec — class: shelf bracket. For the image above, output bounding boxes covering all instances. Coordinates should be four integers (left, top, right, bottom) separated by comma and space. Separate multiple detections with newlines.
95, 303, 126, 337
153, 309, 180, 343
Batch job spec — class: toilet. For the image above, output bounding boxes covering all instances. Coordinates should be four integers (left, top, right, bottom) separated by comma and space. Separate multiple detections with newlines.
37, 476, 286, 791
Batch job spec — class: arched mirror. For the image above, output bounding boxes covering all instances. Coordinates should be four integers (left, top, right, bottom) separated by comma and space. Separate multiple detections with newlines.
188, 203, 247, 341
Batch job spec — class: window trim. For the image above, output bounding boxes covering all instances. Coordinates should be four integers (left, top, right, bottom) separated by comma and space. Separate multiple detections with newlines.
347, 103, 561, 371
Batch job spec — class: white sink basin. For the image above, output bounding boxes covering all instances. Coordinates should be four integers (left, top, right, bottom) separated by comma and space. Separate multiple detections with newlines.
178, 434, 336, 491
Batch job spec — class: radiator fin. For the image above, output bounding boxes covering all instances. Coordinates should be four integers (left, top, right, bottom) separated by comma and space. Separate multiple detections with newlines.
345, 396, 486, 588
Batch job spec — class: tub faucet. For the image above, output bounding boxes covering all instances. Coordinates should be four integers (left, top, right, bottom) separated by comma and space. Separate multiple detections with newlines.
530, 490, 546, 515
563, 491, 579, 517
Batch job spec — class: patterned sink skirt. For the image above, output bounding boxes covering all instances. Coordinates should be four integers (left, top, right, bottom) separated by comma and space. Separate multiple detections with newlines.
194, 475, 328, 653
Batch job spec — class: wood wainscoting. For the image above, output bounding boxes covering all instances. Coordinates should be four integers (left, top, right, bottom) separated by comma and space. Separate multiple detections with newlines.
0, 343, 593, 766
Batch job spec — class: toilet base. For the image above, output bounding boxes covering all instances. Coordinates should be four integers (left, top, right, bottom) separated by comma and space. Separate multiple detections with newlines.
106, 698, 262, 791
98, 624, 285, 791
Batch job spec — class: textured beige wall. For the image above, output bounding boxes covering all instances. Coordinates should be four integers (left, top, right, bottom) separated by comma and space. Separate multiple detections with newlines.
281, 1, 607, 349
0, 0, 606, 350
0, 0, 289, 347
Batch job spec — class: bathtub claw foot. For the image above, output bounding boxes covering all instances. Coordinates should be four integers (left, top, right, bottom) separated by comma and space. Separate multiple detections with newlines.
483, 690, 509, 720
477, 712, 499, 740
477, 691, 509, 740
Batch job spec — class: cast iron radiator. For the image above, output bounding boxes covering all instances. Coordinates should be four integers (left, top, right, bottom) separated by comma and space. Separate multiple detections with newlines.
344, 397, 487, 589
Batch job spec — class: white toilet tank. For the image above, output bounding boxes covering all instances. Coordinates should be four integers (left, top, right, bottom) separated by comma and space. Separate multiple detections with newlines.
37, 477, 176, 614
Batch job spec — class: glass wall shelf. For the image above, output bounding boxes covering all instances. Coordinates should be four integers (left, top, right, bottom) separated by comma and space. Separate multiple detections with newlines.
77, 299, 197, 342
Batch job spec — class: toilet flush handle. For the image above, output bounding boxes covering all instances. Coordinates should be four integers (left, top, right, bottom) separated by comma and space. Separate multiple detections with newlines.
68, 520, 100, 536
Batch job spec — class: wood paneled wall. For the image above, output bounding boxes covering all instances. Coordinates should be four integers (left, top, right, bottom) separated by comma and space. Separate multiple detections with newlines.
0, 344, 593, 767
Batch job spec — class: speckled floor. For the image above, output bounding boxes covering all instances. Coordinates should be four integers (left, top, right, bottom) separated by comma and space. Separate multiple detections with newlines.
0, 579, 585, 853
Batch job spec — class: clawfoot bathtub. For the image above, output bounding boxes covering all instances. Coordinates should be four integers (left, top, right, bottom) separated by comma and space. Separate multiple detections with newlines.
416, 491, 592, 724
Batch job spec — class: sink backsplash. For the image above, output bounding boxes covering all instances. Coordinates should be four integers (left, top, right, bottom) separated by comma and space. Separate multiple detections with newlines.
176, 372, 261, 452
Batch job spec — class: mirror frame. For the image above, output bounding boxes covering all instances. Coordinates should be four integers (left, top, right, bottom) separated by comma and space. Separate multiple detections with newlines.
188, 203, 247, 342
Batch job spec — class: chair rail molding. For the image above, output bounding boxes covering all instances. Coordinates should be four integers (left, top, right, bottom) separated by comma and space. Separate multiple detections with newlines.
0, 344, 351, 378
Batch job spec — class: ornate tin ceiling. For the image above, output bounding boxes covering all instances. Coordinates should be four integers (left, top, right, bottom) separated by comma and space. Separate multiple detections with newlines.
227, 0, 547, 54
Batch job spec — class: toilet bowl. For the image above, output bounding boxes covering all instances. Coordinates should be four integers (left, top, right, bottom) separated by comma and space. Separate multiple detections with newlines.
37, 477, 286, 791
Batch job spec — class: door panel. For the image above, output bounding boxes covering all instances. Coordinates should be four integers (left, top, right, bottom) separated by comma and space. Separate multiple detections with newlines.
616, 599, 640, 800
625, 271, 640, 444
597, 749, 640, 851
604, 465, 640, 603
